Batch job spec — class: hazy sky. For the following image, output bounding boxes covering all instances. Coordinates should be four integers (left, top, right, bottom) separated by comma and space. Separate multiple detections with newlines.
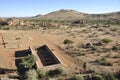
0, 0, 120, 17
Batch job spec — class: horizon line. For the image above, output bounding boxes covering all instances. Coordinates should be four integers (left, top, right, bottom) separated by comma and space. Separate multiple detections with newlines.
0, 9, 120, 18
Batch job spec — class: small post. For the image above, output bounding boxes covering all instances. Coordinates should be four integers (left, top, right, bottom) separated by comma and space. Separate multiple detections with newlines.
83, 62, 87, 71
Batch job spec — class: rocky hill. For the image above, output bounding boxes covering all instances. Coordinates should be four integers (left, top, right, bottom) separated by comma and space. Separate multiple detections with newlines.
35, 9, 120, 20
35, 9, 88, 20
0, 9, 120, 30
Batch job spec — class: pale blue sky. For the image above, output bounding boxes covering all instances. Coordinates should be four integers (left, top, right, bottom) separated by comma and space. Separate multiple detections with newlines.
0, 0, 120, 17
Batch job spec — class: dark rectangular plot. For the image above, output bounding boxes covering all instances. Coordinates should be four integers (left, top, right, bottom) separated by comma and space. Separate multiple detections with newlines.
36, 45, 60, 66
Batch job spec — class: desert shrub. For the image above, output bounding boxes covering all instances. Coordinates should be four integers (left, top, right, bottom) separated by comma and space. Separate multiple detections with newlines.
105, 53, 111, 58
48, 67, 67, 77
48, 78, 56, 80
101, 58, 113, 66
8, 74, 19, 79
16, 37, 21, 40
92, 75, 104, 80
25, 69, 38, 80
101, 71, 115, 80
3, 27, 9, 30
69, 48, 86, 56
37, 68, 47, 78
95, 59, 101, 63
70, 74, 84, 80
112, 46, 117, 51
98, 28, 104, 31
112, 46, 120, 51
0, 21, 8, 26
0, 24, 3, 29
102, 48, 111, 52
96, 58, 113, 66
91, 46, 97, 51
114, 70, 120, 79
63, 39, 74, 45
56, 67, 68, 75
102, 38, 112, 44
84, 75, 92, 80
48, 67, 68, 77
91, 46, 100, 52
63, 39, 74, 49
113, 54, 120, 58
110, 28, 117, 32
21, 54, 37, 69
77, 52, 86, 56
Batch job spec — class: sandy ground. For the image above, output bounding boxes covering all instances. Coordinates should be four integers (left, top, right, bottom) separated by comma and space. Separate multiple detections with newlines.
0, 33, 16, 69
0, 28, 120, 75
0, 30, 76, 71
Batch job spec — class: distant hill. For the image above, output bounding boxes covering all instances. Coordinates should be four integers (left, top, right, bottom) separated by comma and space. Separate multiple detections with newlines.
34, 9, 120, 20
0, 9, 120, 21
35, 9, 88, 20
87, 12, 120, 20
34, 14, 42, 18
0, 9, 120, 30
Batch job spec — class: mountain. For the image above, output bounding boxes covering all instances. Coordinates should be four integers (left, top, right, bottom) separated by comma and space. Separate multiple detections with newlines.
36, 9, 88, 20
35, 9, 120, 20
34, 14, 42, 18
0, 9, 120, 30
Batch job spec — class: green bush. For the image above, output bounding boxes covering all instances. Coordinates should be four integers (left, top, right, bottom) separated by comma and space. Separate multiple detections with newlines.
25, 69, 38, 80
70, 74, 84, 80
37, 68, 47, 78
110, 28, 117, 32
63, 39, 74, 49
113, 54, 120, 58
16, 37, 21, 40
48, 67, 67, 77
101, 58, 113, 66
56, 67, 68, 75
0, 24, 3, 29
102, 38, 112, 44
48, 78, 56, 80
98, 28, 104, 31
91, 46, 100, 52
20, 54, 37, 69
92, 75, 104, 80
101, 71, 115, 80
96, 58, 113, 66
114, 70, 120, 79
96, 59, 101, 63
112, 46, 120, 51
91, 46, 97, 51
63, 39, 74, 45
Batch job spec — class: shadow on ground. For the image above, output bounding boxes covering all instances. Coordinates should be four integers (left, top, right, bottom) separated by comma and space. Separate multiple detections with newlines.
0, 68, 17, 74
36, 45, 60, 66
15, 50, 28, 74
15, 50, 28, 57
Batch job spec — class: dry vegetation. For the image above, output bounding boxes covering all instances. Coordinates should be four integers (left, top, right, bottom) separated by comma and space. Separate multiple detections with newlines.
0, 9, 120, 80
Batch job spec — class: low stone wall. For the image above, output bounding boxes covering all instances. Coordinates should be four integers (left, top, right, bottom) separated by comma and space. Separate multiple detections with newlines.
29, 47, 43, 69
0, 78, 19, 80
44, 45, 60, 64
1, 33, 20, 49
43, 64, 62, 71
29, 45, 62, 71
